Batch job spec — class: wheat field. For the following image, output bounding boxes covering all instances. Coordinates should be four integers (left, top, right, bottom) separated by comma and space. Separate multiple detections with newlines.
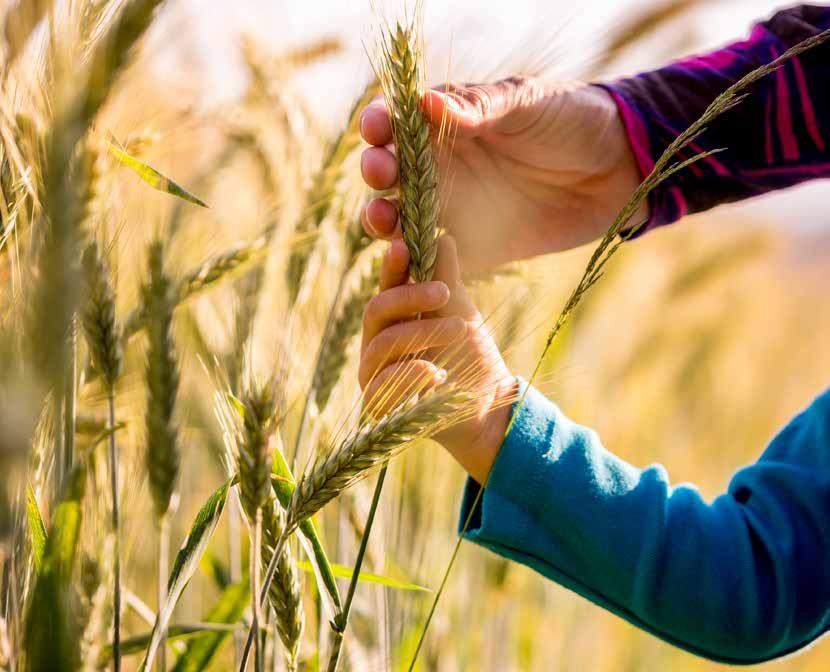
1, 1, 829, 671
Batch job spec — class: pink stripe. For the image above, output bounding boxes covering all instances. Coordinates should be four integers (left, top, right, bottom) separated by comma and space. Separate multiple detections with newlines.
772, 47, 799, 162
608, 90, 655, 180
791, 55, 825, 151
742, 163, 830, 177
673, 25, 768, 71
764, 93, 774, 165
669, 187, 688, 220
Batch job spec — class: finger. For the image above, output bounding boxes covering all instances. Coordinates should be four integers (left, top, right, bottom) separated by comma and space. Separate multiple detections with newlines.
378, 238, 410, 291
360, 101, 393, 146
359, 316, 465, 388
422, 76, 544, 139
362, 278, 450, 346
363, 360, 446, 417
429, 235, 477, 320
360, 146, 398, 190
363, 197, 401, 240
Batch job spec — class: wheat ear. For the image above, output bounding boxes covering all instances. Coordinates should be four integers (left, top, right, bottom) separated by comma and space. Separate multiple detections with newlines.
143, 241, 180, 520
378, 22, 439, 283
261, 501, 304, 671
121, 237, 268, 342
291, 384, 467, 525
80, 242, 123, 391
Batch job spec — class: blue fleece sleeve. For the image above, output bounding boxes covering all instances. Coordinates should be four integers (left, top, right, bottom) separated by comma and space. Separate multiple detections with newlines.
459, 381, 830, 665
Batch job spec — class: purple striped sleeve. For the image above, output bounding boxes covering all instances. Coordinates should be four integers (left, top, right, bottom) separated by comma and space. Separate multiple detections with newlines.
600, 5, 830, 235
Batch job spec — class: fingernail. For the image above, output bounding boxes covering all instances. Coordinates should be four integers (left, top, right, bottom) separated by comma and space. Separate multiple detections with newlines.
435, 368, 448, 383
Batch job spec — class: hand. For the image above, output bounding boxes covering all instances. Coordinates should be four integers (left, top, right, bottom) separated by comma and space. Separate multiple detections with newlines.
360, 77, 647, 273
359, 235, 515, 484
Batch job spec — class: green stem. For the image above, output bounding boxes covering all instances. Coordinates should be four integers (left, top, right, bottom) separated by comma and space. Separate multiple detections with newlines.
63, 317, 76, 478
252, 508, 263, 672
325, 466, 387, 672
158, 515, 170, 672
229, 492, 243, 666
239, 526, 292, 671
107, 393, 121, 672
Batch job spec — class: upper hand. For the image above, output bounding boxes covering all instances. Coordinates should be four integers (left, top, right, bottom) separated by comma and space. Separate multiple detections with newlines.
360, 77, 647, 273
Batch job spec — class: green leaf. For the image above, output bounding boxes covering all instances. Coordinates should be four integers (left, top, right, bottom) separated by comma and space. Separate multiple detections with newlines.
24, 466, 87, 671
107, 142, 209, 208
200, 549, 231, 591
139, 478, 232, 671
296, 561, 429, 593
171, 580, 250, 672
26, 484, 47, 573
271, 445, 342, 612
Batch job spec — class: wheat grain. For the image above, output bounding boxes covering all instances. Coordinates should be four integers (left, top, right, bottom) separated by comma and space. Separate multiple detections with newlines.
378, 22, 439, 283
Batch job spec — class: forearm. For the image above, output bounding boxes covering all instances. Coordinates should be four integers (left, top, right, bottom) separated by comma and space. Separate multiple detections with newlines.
460, 381, 830, 663
600, 4, 830, 234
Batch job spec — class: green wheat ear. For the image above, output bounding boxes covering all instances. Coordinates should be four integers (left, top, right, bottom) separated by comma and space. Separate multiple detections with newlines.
379, 21, 440, 283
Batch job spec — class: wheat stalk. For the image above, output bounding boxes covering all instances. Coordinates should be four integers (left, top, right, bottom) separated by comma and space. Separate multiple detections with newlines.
377, 21, 439, 283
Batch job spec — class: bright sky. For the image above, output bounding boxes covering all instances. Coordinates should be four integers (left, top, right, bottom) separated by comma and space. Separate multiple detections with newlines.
158, 0, 830, 234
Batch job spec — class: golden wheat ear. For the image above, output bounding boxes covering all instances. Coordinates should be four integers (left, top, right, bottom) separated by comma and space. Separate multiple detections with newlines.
376, 19, 440, 284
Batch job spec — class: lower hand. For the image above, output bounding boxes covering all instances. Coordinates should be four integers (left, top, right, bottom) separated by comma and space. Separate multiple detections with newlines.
359, 236, 515, 484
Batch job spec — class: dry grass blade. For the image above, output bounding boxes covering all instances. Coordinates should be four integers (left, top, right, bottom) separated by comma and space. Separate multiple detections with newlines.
143, 241, 180, 521
377, 20, 439, 283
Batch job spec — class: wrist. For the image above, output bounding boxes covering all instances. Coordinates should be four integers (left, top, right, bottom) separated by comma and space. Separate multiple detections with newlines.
450, 375, 517, 485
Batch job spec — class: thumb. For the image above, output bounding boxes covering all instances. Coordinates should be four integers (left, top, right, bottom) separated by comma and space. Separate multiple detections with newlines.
422, 76, 544, 139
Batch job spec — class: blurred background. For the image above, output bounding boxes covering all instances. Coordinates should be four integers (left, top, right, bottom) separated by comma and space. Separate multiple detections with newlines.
6, 0, 830, 670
